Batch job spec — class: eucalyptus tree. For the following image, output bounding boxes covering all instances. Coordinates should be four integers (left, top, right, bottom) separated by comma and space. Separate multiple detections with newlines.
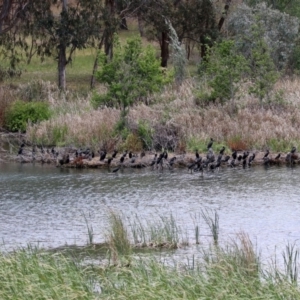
0, 0, 29, 78
128, 0, 217, 67
23, 0, 106, 90
0, 0, 106, 90
0, 0, 28, 34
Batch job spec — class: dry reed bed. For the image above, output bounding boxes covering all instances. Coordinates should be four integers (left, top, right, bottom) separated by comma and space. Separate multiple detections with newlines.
24, 77, 300, 151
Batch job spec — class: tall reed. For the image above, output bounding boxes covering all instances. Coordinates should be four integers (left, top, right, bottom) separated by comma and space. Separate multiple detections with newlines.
106, 211, 132, 262
201, 208, 219, 245
282, 242, 299, 284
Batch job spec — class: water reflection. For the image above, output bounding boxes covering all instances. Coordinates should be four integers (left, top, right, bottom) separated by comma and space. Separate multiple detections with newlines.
0, 162, 300, 261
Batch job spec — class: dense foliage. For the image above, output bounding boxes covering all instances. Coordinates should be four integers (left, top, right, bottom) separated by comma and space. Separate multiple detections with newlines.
93, 36, 168, 111
228, 3, 299, 71
5, 100, 51, 132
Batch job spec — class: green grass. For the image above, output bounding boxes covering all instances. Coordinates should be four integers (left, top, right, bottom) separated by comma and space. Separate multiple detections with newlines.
0, 246, 97, 299
1, 212, 300, 299
7, 48, 97, 92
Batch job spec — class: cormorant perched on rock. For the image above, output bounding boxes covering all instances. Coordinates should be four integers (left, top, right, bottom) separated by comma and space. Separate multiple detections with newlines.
169, 156, 176, 167
207, 138, 214, 150
210, 160, 221, 171
222, 155, 230, 163
112, 150, 118, 158
237, 155, 243, 162
264, 149, 270, 158
140, 151, 145, 158
230, 159, 236, 168
219, 146, 225, 155
163, 151, 168, 159
217, 153, 223, 163
99, 150, 107, 161
17, 140, 25, 157
248, 153, 256, 166
274, 153, 281, 160
156, 153, 164, 165
232, 150, 237, 160
120, 155, 125, 163
129, 151, 133, 159
242, 151, 249, 160
291, 146, 297, 154
107, 157, 113, 165
195, 149, 200, 159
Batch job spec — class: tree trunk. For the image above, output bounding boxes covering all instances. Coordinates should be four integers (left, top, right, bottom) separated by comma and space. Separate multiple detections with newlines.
58, 43, 67, 90
58, 0, 68, 90
104, 0, 114, 59
161, 31, 169, 68
90, 34, 105, 89
137, 13, 144, 37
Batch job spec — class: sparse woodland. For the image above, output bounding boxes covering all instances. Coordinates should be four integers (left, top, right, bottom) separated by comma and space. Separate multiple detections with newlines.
1, 0, 300, 153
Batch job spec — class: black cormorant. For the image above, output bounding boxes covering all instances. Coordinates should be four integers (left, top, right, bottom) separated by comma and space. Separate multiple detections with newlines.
207, 138, 214, 149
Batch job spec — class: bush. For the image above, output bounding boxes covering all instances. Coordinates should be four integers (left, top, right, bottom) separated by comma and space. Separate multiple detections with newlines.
137, 120, 154, 150
93, 35, 168, 111
198, 40, 248, 103
5, 100, 51, 132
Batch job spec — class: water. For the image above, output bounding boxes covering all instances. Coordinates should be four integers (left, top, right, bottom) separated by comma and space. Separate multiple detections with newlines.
1, 161, 300, 262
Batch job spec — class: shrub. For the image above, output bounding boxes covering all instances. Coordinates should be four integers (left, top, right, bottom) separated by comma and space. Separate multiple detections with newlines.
137, 120, 154, 150
247, 22, 279, 103
5, 100, 51, 132
93, 35, 168, 112
198, 40, 248, 103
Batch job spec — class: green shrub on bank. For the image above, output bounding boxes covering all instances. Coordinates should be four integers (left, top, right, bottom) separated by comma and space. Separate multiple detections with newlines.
5, 100, 51, 132
93, 35, 169, 112
198, 40, 249, 103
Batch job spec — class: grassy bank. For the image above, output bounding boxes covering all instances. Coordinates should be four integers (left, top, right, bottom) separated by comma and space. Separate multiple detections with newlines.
0, 213, 300, 299
16, 77, 300, 154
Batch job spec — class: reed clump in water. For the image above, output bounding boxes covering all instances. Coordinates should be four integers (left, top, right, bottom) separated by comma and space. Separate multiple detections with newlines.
106, 211, 132, 262
106, 212, 185, 256
130, 213, 185, 249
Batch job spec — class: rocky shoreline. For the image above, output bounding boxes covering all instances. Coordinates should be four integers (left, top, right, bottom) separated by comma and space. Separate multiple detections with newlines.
1, 133, 299, 170
1, 145, 299, 170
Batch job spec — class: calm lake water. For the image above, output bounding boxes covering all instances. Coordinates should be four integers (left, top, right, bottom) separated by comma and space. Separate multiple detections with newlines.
1, 161, 300, 263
